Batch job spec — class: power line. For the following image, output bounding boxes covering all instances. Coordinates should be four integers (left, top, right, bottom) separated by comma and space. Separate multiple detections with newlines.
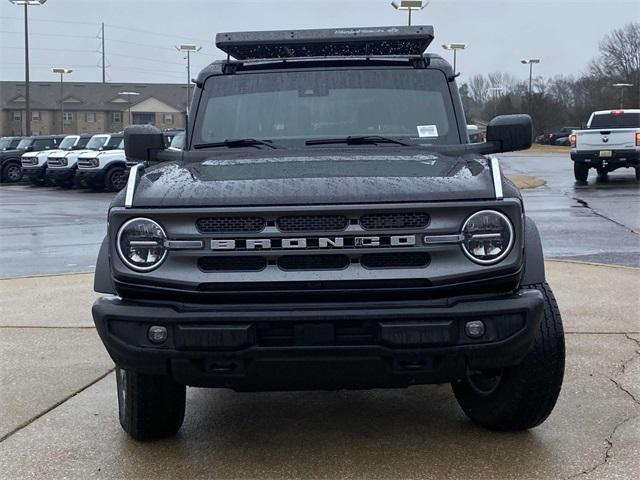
0, 30, 97, 39
1, 45, 98, 54
0, 16, 94, 27
103, 23, 210, 44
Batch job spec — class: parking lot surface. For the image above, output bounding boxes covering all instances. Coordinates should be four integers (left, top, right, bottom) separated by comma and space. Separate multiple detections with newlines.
0, 151, 639, 479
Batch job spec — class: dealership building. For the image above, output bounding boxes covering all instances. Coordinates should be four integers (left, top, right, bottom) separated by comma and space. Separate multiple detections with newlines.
0, 81, 188, 136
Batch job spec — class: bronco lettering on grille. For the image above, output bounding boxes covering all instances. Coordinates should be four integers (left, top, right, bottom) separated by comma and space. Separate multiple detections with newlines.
210, 235, 417, 251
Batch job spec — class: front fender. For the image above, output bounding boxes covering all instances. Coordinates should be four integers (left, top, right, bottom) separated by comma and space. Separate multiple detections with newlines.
521, 216, 545, 285
94, 236, 116, 294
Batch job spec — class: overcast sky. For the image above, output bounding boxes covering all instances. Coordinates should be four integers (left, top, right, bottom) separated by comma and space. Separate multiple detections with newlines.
1, 0, 637, 85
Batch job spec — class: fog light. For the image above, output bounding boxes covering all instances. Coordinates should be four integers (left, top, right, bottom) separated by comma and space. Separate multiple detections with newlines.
148, 325, 167, 344
465, 321, 485, 338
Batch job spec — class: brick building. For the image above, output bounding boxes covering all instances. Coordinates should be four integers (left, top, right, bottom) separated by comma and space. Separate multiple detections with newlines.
0, 81, 188, 136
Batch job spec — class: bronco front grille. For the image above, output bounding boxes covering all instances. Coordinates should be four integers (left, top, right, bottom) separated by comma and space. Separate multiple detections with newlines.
47, 158, 64, 167
360, 212, 429, 230
199, 256, 267, 272
361, 253, 430, 269
277, 215, 348, 232
278, 254, 350, 271
197, 216, 265, 233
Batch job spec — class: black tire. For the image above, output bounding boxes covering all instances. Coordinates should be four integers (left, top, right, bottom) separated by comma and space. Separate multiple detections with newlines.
451, 282, 565, 431
2, 162, 23, 183
116, 366, 186, 441
596, 167, 609, 181
104, 166, 128, 192
573, 162, 588, 183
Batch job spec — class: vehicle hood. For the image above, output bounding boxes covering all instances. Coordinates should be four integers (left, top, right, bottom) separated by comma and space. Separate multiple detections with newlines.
1, 149, 26, 158
127, 149, 499, 208
21, 151, 41, 158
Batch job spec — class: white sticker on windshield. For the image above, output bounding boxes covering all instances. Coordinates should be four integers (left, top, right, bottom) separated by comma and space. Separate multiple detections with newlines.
417, 125, 439, 138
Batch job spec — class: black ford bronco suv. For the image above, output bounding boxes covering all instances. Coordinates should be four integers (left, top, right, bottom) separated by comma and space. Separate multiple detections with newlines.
92, 26, 565, 440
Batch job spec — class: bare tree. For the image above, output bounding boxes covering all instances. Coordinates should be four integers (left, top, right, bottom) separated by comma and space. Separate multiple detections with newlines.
590, 22, 640, 89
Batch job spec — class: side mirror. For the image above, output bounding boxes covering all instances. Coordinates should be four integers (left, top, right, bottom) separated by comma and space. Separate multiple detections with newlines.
124, 125, 165, 164
486, 114, 533, 153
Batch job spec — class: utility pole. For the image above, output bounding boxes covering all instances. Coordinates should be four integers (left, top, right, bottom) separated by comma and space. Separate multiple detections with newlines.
101, 22, 106, 83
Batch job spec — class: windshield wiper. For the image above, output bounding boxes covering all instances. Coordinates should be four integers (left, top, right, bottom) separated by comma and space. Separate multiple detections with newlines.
193, 138, 278, 150
305, 135, 413, 146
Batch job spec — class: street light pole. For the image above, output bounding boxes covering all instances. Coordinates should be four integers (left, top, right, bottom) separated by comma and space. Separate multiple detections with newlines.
24, 3, 29, 136
442, 43, 467, 75
488, 87, 504, 117
391, 1, 427, 26
611, 83, 633, 108
118, 91, 140, 127
52, 68, 72, 134
176, 44, 201, 116
9, 0, 48, 136
521, 58, 541, 114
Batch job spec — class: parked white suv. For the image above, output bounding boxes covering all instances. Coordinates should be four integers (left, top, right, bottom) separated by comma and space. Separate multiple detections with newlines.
76, 136, 127, 191
570, 109, 640, 182
44, 134, 93, 188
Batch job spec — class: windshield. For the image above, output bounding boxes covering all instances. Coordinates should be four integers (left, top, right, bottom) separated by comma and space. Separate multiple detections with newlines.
106, 135, 123, 148
59, 136, 79, 150
117, 139, 125, 149
76, 136, 91, 149
194, 68, 460, 145
589, 112, 640, 129
169, 133, 185, 149
17, 138, 34, 149
86, 135, 109, 150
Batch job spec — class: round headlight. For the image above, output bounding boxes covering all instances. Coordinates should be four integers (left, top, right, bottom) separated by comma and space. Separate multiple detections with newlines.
461, 210, 514, 265
116, 218, 167, 271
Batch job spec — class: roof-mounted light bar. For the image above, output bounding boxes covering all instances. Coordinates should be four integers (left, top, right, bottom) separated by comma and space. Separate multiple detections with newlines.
216, 25, 434, 60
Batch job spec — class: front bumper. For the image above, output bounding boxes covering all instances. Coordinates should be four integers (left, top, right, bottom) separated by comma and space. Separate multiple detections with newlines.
76, 169, 105, 187
22, 165, 46, 180
46, 166, 76, 183
93, 289, 544, 391
571, 149, 640, 167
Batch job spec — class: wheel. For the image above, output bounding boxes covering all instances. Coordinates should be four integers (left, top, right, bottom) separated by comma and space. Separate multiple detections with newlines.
451, 282, 565, 431
2, 162, 23, 183
116, 366, 186, 441
596, 167, 608, 182
104, 166, 128, 192
573, 162, 588, 183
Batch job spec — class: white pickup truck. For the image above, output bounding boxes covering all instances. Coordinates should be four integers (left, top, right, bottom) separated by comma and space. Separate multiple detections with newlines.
570, 109, 640, 182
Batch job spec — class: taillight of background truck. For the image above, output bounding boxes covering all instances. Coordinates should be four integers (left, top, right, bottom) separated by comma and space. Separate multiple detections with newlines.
570, 134, 577, 148
636, 131, 640, 146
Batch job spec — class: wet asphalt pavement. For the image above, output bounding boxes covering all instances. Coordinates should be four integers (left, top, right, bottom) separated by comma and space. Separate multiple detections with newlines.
0, 152, 638, 278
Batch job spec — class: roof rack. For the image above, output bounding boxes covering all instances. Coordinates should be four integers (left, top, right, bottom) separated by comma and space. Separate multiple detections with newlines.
216, 25, 434, 60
